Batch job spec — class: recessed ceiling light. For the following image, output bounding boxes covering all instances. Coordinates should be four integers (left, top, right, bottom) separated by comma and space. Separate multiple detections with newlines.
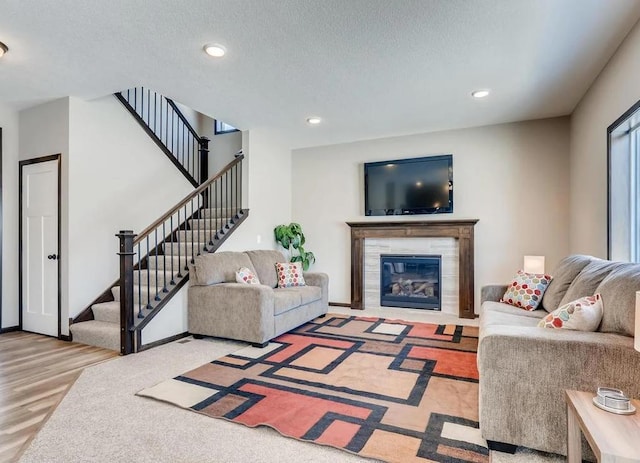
203, 44, 226, 58
0, 42, 8, 59
306, 117, 322, 125
471, 89, 490, 99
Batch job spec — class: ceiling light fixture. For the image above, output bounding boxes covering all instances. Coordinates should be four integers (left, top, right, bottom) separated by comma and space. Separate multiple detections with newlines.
0, 42, 8, 59
203, 44, 226, 58
306, 117, 322, 125
471, 89, 490, 99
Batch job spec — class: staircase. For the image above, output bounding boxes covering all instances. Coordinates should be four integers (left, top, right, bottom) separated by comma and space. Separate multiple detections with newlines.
69, 88, 247, 354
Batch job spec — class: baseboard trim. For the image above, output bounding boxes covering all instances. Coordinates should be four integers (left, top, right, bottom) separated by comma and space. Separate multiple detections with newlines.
137, 331, 189, 353
329, 302, 351, 308
0, 325, 20, 334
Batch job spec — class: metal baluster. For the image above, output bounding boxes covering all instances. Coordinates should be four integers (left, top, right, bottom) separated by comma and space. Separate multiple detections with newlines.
176, 208, 183, 277
170, 214, 176, 283
141, 87, 145, 122
137, 243, 143, 318
162, 220, 168, 292
153, 91, 157, 133
146, 237, 151, 309
184, 204, 189, 270
134, 87, 137, 113
202, 189, 208, 252
226, 171, 230, 230
154, 229, 160, 301
190, 200, 195, 263
147, 88, 150, 127
209, 183, 213, 246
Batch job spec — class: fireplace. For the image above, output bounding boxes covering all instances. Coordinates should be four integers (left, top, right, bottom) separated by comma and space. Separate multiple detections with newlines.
380, 254, 441, 310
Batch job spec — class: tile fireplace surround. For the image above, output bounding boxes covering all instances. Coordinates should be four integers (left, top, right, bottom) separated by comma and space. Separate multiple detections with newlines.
347, 220, 478, 319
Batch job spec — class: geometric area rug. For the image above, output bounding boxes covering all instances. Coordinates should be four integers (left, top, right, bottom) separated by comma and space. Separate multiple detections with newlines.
137, 314, 488, 463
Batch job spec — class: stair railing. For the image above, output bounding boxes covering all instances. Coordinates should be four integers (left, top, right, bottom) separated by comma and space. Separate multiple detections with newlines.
115, 87, 209, 187
117, 154, 245, 354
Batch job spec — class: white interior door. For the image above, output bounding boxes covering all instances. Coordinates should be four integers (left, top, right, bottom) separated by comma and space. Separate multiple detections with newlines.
22, 159, 59, 336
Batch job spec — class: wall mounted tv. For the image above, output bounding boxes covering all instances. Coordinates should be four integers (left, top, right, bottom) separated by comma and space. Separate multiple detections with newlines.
364, 155, 453, 216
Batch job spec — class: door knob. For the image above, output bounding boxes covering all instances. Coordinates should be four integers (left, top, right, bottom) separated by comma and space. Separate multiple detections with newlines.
47, 254, 58, 260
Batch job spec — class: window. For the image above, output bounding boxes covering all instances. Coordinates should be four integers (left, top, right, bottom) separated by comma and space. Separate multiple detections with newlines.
608, 100, 640, 261
215, 120, 239, 135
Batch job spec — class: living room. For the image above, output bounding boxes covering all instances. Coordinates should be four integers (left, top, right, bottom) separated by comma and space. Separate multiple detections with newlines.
2, 1, 640, 462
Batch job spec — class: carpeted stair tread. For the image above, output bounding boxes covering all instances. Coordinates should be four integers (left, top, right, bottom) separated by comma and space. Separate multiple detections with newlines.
70, 320, 119, 352
112, 285, 167, 304
200, 207, 238, 218
188, 218, 235, 231
162, 241, 209, 256
147, 255, 191, 272
175, 230, 217, 243
91, 301, 120, 324
134, 269, 173, 285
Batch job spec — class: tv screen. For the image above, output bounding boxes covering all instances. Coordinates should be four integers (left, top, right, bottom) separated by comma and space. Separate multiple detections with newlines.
364, 155, 453, 216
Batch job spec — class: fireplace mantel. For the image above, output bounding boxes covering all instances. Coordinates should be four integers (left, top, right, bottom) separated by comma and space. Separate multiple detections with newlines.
346, 219, 479, 319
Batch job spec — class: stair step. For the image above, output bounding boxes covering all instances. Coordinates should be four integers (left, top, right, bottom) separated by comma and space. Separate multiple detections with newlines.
134, 269, 174, 285
199, 208, 237, 219
175, 230, 218, 243
146, 255, 191, 272
162, 241, 208, 256
70, 320, 120, 352
91, 301, 120, 324
188, 219, 234, 233
112, 284, 167, 305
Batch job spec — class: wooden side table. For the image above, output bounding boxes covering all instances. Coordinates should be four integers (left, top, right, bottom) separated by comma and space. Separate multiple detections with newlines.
565, 390, 640, 462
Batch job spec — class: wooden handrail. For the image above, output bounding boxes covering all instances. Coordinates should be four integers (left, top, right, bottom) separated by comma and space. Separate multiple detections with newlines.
133, 154, 244, 245
166, 98, 201, 141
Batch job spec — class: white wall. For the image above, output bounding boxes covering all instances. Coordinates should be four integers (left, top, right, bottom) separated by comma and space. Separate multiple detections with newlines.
196, 113, 242, 176
292, 118, 571, 311
66, 96, 194, 333
0, 103, 19, 329
19, 98, 71, 331
570, 20, 640, 257
219, 128, 292, 252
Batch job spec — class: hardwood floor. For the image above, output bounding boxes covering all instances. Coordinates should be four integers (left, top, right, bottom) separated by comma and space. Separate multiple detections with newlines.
0, 332, 118, 462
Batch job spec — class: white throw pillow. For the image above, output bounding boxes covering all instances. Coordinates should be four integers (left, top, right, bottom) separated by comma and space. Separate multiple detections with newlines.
538, 294, 603, 331
235, 267, 260, 285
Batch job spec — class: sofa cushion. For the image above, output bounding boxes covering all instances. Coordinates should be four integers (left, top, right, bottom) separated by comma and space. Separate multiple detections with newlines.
480, 306, 544, 330
192, 252, 256, 286
482, 301, 548, 319
246, 250, 286, 288
276, 286, 322, 306
595, 263, 640, 336
500, 271, 552, 311
273, 289, 302, 315
558, 259, 624, 307
542, 255, 594, 311
538, 294, 603, 331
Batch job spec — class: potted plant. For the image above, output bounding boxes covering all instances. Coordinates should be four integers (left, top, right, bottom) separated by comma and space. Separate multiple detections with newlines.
273, 222, 316, 271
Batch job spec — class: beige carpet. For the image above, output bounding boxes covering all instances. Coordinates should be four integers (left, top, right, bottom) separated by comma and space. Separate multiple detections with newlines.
20, 332, 565, 463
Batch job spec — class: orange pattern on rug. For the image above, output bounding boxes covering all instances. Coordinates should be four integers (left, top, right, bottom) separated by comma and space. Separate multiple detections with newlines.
138, 315, 488, 463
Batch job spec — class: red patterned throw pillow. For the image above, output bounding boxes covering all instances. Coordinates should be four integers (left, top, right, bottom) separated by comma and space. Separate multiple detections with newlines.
275, 262, 306, 288
538, 294, 603, 331
500, 270, 553, 311
235, 267, 260, 285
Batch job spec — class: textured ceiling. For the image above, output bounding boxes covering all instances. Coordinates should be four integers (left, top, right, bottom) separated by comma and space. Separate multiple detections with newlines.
1, 0, 640, 149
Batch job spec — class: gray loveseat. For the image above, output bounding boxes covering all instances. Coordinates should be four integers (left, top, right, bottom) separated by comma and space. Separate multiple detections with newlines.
478, 254, 640, 456
188, 250, 328, 346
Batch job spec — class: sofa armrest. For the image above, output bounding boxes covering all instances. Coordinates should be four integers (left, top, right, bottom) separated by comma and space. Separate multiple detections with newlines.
480, 285, 508, 304
188, 283, 275, 343
304, 272, 329, 312
478, 325, 640, 454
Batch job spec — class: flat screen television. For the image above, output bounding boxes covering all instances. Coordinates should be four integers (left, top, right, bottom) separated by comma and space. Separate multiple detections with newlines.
364, 155, 453, 216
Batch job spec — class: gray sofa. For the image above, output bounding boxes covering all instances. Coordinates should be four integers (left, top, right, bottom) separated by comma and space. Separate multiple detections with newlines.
188, 250, 328, 346
478, 254, 640, 456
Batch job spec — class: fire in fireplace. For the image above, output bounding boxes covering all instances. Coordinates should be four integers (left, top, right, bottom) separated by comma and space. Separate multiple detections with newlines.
380, 254, 441, 310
